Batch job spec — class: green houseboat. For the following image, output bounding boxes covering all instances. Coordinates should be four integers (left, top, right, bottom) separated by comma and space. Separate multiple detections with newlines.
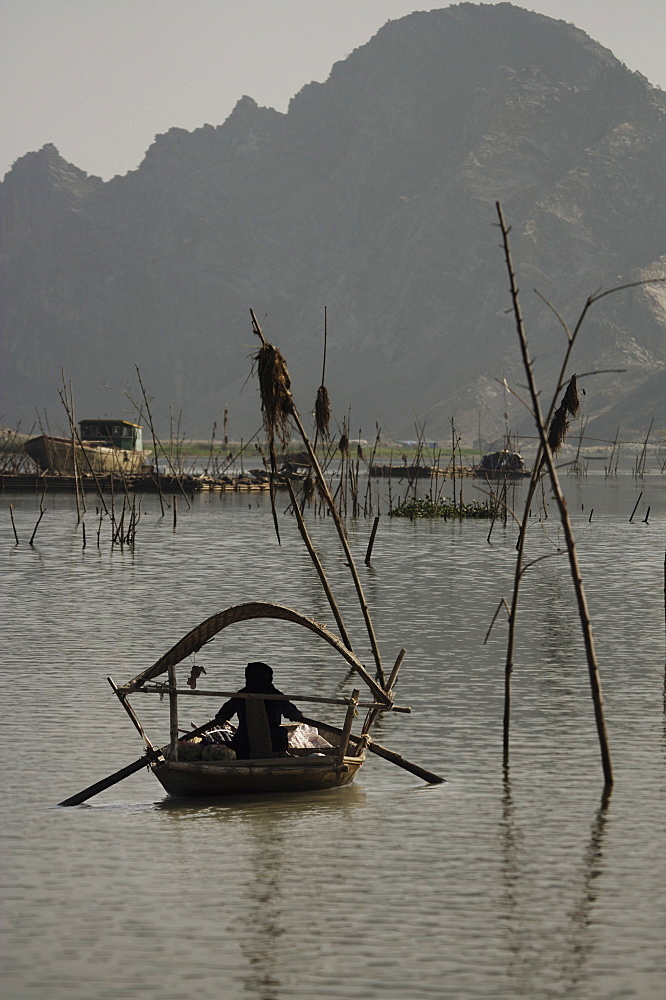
25, 419, 149, 475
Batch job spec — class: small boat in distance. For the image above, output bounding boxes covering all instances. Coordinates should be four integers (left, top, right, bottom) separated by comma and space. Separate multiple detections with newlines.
25, 419, 150, 475
473, 450, 530, 479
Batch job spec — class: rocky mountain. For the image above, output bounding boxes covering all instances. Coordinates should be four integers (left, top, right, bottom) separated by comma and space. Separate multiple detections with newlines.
2, 2, 665, 446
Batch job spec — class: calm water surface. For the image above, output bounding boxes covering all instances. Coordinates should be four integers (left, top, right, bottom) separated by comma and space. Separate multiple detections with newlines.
1, 472, 665, 999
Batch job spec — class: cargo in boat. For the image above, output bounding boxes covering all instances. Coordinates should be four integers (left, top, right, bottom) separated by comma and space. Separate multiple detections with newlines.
473, 450, 530, 478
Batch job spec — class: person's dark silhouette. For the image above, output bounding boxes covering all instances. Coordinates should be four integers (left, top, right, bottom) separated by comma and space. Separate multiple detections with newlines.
214, 662, 304, 758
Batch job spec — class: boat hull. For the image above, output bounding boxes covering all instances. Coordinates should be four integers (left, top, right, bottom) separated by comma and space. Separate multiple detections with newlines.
24, 435, 148, 474
151, 754, 364, 797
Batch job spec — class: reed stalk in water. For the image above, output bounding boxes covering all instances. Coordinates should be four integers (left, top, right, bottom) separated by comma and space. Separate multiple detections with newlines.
250, 308, 386, 687
9, 504, 19, 545
314, 307, 332, 446
58, 374, 84, 522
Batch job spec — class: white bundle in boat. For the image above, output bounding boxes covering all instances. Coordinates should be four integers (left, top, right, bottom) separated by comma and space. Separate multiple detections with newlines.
287, 723, 333, 749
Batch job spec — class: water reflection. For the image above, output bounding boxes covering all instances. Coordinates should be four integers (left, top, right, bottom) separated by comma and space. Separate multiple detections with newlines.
157, 787, 367, 999
499, 772, 526, 991
155, 785, 367, 818
662, 670, 666, 762
555, 790, 612, 996
500, 773, 612, 998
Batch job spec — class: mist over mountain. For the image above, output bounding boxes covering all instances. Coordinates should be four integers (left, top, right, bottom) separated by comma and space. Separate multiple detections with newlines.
2, 2, 665, 446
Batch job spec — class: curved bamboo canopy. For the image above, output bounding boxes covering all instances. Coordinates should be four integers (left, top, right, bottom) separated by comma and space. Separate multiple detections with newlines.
122, 601, 390, 701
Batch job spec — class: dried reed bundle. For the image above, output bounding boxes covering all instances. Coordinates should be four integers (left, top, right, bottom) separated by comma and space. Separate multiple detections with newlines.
339, 432, 349, 459
255, 342, 294, 451
548, 375, 580, 454
252, 330, 295, 547
561, 374, 581, 417
315, 384, 331, 441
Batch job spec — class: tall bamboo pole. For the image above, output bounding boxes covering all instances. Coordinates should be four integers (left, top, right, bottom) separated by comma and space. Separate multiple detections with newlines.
337, 690, 359, 765
285, 479, 355, 651
496, 202, 613, 789
499, 260, 659, 769
168, 662, 179, 760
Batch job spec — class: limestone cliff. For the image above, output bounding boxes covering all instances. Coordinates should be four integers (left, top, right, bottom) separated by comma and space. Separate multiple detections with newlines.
2, 3, 664, 443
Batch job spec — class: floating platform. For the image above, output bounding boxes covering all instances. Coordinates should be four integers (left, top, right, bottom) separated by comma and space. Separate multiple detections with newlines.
0, 472, 278, 494
369, 464, 447, 479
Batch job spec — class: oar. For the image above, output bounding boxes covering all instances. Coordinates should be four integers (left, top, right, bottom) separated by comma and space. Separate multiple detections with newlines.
57, 751, 159, 806
301, 715, 445, 784
57, 718, 219, 807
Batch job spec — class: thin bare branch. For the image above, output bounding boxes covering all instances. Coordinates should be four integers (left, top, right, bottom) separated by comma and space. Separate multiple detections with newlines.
534, 288, 572, 343
520, 549, 565, 575
492, 376, 536, 418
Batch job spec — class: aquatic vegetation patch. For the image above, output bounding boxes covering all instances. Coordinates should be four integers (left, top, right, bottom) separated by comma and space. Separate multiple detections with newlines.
390, 496, 499, 519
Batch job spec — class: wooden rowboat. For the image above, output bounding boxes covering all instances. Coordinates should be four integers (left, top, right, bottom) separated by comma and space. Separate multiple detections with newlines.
59, 601, 444, 806
123, 601, 384, 799
150, 747, 364, 798
59, 602, 398, 804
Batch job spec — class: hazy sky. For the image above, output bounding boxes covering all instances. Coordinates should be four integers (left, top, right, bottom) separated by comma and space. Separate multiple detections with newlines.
2, 0, 665, 180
